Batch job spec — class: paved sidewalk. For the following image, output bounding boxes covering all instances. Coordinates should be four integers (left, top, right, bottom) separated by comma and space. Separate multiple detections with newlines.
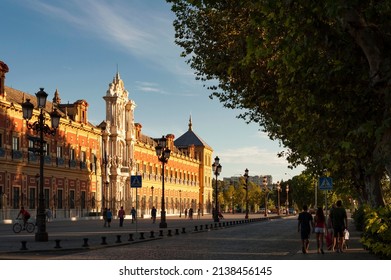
0, 214, 381, 260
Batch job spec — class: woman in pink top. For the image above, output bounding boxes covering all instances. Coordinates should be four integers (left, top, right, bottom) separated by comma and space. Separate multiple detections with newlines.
314, 207, 326, 254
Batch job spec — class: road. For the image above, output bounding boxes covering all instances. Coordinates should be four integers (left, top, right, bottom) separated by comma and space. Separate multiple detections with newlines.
0, 213, 379, 260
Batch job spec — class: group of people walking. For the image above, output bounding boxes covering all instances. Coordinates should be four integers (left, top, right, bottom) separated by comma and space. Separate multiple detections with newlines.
298, 200, 348, 254
102, 206, 158, 227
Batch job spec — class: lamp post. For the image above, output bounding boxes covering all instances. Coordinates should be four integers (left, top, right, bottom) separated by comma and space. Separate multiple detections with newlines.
263, 176, 268, 217
22, 88, 61, 242
286, 184, 289, 215
179, 190, 182, 217
276, 181, 281, 215
151, 186, 154, 210
212, 156, 222, 222
243, 168, 249, 219
155, 135, 170, 228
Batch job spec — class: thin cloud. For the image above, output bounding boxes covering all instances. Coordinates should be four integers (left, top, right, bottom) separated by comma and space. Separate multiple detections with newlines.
219, 146, 287, 167
24, 0, 187, 76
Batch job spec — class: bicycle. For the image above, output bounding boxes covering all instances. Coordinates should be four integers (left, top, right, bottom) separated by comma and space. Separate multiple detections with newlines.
12, 218, 35, 233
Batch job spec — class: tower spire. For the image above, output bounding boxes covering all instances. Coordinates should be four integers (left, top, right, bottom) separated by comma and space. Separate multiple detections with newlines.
188, 115, 193, 131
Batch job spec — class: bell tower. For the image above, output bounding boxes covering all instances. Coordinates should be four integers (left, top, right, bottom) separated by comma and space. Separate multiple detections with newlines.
103, 71, 136, 212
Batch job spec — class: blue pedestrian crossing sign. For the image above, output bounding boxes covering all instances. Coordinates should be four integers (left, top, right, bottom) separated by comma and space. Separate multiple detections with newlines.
319, 177, 333, 190
130, 175, 142, 188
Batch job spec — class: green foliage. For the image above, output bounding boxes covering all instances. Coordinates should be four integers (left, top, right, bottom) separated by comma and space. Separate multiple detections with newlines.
168, 0, 391, 207
360, 205, 391, 259
352, 205, 370, 231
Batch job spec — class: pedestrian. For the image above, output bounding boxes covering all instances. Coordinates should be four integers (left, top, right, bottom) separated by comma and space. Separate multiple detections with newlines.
118, 206, 125, 227
46, 208, 52, 222
103, 207, 108, 227
184, 208, 188, 219
189, 208, 193, 219
329, 200, 348, 253
131, 207, 136, 223
106, 208, 112, 227
298, 204, 314, 254
314, 207, 326, 254
197, 208, 201, 219
151, 206, 157, 223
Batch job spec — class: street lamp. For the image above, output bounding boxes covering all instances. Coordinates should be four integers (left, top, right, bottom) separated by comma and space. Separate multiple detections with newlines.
22, 88, 61, 242
155, 135, 170, 228
212, 156, 222, 222
276, 181, 281, 215
263, 176, 268, 217
151, 186, 154, 210
179, 190, 182, 217
243, 168, 249, 219
286, 184, 289, 215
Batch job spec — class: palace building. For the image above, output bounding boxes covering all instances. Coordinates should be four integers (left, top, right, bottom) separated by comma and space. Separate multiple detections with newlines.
0, 60, 214, 219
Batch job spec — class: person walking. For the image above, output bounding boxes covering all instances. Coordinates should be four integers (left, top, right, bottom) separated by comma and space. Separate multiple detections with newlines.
314, 207, 326, 254
329, 200, 348, 253
131, 207, 136, 223
103, 207, 108, 227
197, 208, 201, 219
118, 206, 126, 227
298, 205, 314, 254
106, 208, 112, 227
189, 208, 193, 219
151, 206, 157, 223
184, 208, 188, 219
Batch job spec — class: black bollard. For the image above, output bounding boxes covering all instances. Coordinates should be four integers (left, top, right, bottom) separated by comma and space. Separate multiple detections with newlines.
182, 227, 186, 234
194, 225, 198, 231
115, 235, 122, 243
128, 233, 134, 241
167, 229, 172, 236
159, 230, 164, 237
82, 238, 89, 247
20, 241, 28, 250
205, 224, 209, 230
200, 225, 203, 230
175, 228, 180, 235
54, 239, 62, 248
101, 236, 107, 245
150, 231, 155, 238
139, 232, 145, 240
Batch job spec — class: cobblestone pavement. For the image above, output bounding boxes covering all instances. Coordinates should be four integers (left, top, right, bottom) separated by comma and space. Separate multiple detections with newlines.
0, 214, 381, 260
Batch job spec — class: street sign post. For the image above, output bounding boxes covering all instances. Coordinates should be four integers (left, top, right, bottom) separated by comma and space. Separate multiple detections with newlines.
319, 177, 332, 191
130, 175, 142, 232
130, 175, 142, 188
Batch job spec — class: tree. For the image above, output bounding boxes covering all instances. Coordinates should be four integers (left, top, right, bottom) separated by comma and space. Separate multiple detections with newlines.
168, 0, 391, 207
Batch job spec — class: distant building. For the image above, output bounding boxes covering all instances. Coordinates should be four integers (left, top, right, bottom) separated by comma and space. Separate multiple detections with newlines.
0, 60, 213, 219
223, 175, 273, 188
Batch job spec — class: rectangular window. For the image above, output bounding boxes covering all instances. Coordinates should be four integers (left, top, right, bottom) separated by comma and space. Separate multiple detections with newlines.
81, 151, 86, 162
13, 187, 20, 209
28, 139, 34, 149
57, 146, 63, 158
70, 148, 75, 160
29, 188, 36, 209
81, 191, 86, 209
44, 188, 50, 209
44, 142, 50, 156
69, 190, 75, 209
91, 153, 96, 172
57, 189, 63, 209
12, 136, 20, 150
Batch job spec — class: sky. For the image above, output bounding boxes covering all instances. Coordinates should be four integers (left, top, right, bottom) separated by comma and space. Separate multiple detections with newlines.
1, 0, 304, 182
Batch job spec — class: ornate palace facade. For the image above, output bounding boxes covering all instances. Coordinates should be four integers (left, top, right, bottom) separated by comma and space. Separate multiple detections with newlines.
0, 60, 214, 219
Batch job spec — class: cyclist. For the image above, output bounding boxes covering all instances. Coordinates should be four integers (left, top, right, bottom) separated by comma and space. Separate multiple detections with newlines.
16, 206, 31, 229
